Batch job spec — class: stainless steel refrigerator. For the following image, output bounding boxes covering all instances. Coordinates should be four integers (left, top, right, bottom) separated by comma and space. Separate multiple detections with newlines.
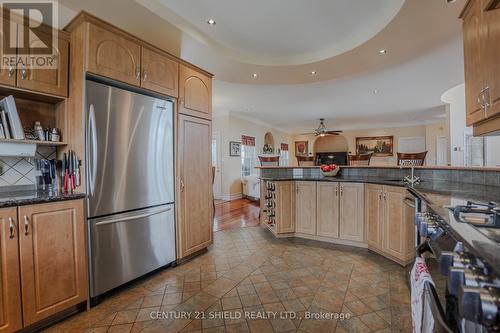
85, 79, 176, 299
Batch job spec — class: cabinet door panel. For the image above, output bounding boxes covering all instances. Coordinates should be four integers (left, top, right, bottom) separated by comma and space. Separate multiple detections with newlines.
19, 200, 87, 326
177, 115, 213, 258
295, 181, 316, 235
339, 183, 364, 242
277, 181, 295, 233
365, 184, 383, 250
179, 64, 212, 119
316, 182, 339, 238
0, 17, 16, 87
16, 29, 69, 96
463, 0, 486, 125
0, 208, 22, 333
483, 6, 500, 119
87, 23, 141, 86
141, 47, 179, 97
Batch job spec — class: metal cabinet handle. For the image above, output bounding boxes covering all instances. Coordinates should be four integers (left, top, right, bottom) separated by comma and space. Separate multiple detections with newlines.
335, 186, 338, 196
340, 186, 343, 196
8, 217, 15, 239
23, 216, 29, 235
8, 66, 14, 77
180, 179, 185, 192
483, 86, 491, 109
143, 70, 148, 81
378, 191, 382, 200
21, 65, 27, 80
135, 66, 141, 79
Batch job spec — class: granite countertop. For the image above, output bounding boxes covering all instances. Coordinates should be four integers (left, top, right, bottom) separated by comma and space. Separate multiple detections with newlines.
0, 190, 86, 208
260, 175, 500, 204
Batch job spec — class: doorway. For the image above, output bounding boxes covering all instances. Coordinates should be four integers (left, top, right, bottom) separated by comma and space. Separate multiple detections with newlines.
436, 136, 448, 166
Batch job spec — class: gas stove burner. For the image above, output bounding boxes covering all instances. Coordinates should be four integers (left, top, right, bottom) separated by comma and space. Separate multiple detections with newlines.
449, 201, 500, 228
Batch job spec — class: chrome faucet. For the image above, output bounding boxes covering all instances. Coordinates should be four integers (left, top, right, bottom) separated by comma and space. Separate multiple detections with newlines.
404, 167, 421, 186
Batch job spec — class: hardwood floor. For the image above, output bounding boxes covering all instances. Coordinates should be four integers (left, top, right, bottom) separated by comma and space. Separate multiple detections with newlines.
213, 198, 260, 231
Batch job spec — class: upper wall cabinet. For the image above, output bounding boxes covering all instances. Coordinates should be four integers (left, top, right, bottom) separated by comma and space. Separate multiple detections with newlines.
85, 22, 182, 98
0, 16, 69, 97
87, 23, 142, 87
0, 16, 16, 87
141, 47, 179, 98
461, 0, 500, 134
179, 64, 212, 120
16, 30, 69, 97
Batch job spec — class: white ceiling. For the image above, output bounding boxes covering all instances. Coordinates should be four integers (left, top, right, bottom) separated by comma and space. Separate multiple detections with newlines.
58, 0, 467, 134
145, 0, 404, 66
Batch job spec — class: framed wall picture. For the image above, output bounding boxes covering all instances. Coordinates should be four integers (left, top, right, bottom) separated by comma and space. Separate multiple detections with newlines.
229, 141, 241, 156
356, 136, 394, 157
294, 141, 308, 156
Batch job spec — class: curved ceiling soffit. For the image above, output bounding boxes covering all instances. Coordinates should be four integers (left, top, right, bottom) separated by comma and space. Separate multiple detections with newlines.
135, 0, 405, 66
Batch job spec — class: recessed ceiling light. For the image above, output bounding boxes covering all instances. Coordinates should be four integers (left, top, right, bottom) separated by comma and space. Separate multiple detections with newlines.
251, 73, 257, 78
310, 71, 317, 75
371, 89, 379, 94
379, 49, 387, 55
207, 19, 216, 25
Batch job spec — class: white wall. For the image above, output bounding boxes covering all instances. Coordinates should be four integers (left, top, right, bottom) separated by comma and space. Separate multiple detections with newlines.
213, 114, 292, 200
441, 84, 466, 166
425, 122, 448, 166
292, 124, 429, 166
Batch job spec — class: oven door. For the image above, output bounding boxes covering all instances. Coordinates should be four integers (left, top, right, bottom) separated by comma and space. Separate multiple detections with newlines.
412, 234, 457, 332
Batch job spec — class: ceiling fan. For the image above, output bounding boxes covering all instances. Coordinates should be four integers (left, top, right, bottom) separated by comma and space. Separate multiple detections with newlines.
305, 118, 343, 136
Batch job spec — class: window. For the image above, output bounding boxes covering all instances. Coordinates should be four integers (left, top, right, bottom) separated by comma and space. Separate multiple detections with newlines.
241, 135, 257, 177
280, 143, 289, 166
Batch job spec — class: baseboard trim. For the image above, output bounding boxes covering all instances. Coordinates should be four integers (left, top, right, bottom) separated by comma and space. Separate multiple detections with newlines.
294, 233, 368, 248
221, 192, 243, 201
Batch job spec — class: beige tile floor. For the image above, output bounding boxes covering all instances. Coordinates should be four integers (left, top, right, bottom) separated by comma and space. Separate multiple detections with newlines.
44, 226, 412, 333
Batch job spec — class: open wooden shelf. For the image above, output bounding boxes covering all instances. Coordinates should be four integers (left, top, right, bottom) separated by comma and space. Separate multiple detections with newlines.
0, 139, 67, 147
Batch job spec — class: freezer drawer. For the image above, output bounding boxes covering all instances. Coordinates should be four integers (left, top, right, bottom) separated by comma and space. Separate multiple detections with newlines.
89, 204, 176, 297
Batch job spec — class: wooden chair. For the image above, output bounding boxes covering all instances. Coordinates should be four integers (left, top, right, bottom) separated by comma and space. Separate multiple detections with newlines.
347, 153, 372, 166
296, 155, 315, 166
397, 151, 428, 166
258, 155, 280, 166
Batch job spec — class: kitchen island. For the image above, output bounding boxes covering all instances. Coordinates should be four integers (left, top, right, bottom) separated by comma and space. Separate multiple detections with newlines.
258, 166, 500, 266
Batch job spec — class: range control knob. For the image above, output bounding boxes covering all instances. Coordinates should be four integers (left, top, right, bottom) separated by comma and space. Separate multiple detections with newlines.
458, 286, 483, 322
439, 251, 455, 276
448, 267, 466, 297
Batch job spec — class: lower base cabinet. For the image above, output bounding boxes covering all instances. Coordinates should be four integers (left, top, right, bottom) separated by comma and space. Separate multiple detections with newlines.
0, 199, 87, 332
365, 184, 415, 265
339, 183, 365, 242
295, 181, 317, 235
0, 208, 22, 333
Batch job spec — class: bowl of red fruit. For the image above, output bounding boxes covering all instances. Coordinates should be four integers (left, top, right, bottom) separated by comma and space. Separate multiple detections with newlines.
320, 164, 340, 177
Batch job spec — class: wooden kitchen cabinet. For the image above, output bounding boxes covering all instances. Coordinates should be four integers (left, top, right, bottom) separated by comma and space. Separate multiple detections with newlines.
365, 185, 415, 265
463, 0, 486, 126
461, 0, 500, 134
177, 114, 213, 259
0, 208, 22, 333
365, 184, 383, 250
295, 181, 317, 235
179, 64, 212, 120
276, 181, 295, 233
16, 30, 69, 97
18, 199, 87, 326
316, 182, 339, 238
86, 23, 141, 86
141, 47, 179, 97
0, 15, 16, 87
339, 183, 364, 243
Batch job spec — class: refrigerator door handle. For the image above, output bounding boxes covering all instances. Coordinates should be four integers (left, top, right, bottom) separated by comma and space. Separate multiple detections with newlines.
95, 206, 172, 226
88, 104, 98, 195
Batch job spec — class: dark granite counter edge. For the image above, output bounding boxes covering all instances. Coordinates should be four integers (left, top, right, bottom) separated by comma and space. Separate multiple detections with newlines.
0, 193, 86, 208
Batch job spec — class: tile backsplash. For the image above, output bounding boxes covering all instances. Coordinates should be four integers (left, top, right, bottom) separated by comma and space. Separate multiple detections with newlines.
0, 146, 56, 187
